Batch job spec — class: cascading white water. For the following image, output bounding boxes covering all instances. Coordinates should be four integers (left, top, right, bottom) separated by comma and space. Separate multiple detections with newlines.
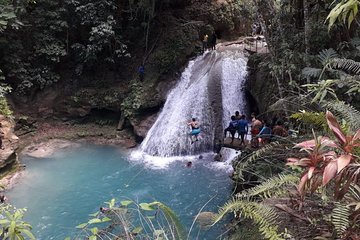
140, 49, 248, 157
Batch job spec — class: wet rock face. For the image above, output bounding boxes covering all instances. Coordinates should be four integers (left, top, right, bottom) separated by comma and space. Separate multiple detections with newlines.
0, 115, 20, 172
246, 53, 277, 114
130, 112, 159, 141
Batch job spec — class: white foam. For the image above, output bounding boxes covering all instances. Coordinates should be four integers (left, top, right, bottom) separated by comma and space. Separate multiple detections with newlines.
130, 148, 240, 173
205, 147, 241, 173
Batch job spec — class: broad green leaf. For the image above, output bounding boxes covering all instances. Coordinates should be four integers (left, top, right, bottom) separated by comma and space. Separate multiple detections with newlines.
132, 226, 143, 234
120, 200, 133, 206
90, 227, 98, 235
20, 229, 35, 240
76, 223, 87, 229
101, 217, 111, 222
139, 203, 154, 211
89, 236, 97, 240
88, 218, 102, 224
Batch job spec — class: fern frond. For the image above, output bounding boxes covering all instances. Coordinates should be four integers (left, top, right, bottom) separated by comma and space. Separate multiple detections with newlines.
236, 174, 298, 200
213, 199, 282, 240
332, 203, 350, 238
319, 48, 339, 66
302, 67, 322, 78
290, 111, 327, 131
329, 58, 360, 75
323, 101, 360, 132
234, 142, 281, 180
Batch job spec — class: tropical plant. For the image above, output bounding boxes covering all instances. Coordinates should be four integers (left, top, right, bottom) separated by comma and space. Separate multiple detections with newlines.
72, 198, 186, 240
287, 111, 360, 199
0, 204, 35, 239
326, 0, 359, 29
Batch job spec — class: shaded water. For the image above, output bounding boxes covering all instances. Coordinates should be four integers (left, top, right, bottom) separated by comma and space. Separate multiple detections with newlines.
7, 145, 233, 239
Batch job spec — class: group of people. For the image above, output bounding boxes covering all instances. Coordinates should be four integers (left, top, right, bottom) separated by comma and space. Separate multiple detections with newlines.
224, 111, 249, 145
224, 112, 289, 148
202, 32, 217, 52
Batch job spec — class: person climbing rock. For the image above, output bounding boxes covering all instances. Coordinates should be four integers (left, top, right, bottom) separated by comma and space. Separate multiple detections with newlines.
187, 118, 201, 144
138, 64, 145, 81
202, 34, 208, 52
224, 115, 238, 144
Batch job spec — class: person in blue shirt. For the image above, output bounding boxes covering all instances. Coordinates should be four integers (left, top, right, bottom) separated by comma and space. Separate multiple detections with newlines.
224, 115, 238, 144
257, 121, 271, 146
138, 64, 145, 81
237, 115, 248, 146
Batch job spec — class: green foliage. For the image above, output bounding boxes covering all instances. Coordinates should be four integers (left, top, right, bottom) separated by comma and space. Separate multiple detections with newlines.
0, 204, 35, 239
323, 101, 360, 132
213, 199, 283, 240
0, 97, 12, 117
121, 80, 144, 118
73, 88, 122, 109
73, 198, 185, 240
326, 0, 359, 29
236, 174, 298, 200
290, 111, 327, 131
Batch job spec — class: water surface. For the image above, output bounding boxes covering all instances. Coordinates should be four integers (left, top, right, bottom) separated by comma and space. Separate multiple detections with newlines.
8, 145, 233, 239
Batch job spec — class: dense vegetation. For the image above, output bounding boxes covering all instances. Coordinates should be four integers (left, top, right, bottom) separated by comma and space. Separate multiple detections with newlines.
1, 0, 360, 239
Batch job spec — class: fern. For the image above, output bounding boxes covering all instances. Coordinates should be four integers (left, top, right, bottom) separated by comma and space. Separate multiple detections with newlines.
236, 174, 298, 200
319, 48, 339, 66
323, 101, 360, 132
330, 58, 360, 75
213, 199, 283, 240
290, 111, 327, 131
302, 67, 322, 78
234, 142, 281, 181
332, 203, 350, 238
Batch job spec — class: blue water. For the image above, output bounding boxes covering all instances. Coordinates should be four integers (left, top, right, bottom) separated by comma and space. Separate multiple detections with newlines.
7, 145, 232, 239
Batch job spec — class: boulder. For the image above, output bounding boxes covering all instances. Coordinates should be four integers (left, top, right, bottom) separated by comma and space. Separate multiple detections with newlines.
0, 115, 20, 172
130, 112, 159, 139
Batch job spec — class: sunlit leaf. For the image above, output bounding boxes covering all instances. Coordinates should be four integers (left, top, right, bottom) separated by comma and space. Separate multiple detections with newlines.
322, 160, 338, 185
337, 154, 352, 173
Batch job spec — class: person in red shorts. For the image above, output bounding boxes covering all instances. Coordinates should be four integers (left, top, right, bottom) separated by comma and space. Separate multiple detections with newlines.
250, 113, 262, 148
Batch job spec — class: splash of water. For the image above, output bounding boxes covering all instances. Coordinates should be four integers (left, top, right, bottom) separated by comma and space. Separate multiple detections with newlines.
138, 50, 248, 158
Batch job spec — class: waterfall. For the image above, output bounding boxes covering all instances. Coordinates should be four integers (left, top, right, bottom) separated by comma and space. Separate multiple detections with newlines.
140, 50, 248, 157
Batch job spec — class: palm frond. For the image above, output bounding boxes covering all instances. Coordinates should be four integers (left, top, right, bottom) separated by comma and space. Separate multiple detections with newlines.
302, 67, 322, 78
236, 174, 298, 200
329, 58, 360, 75
213, 199, 282, 240
234, 142, 281, 181
149, 201, 186, 240
319, 48, 338, 66
332, 203, 350, 238
290, 111, 327, 131
323, 101, 360, 132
